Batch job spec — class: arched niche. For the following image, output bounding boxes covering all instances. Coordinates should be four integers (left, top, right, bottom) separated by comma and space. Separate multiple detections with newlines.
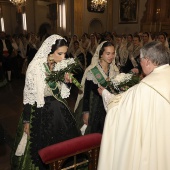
88, 19, 103, 34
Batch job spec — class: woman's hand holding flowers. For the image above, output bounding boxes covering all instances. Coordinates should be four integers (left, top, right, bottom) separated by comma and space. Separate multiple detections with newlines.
64, 73, 72, 83
131, 68, 139, 74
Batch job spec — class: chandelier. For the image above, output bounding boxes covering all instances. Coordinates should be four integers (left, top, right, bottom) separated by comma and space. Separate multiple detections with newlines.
91, 0, 107, 12
9, 0, 26, 12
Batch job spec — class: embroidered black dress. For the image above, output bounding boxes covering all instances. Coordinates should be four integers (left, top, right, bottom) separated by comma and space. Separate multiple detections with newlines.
11, 85, 80, 170
74, 65, 110, 135
82, 80, 106, 134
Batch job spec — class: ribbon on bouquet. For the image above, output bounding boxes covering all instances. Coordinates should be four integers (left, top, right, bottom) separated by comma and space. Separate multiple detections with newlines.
43, 62, 82, 89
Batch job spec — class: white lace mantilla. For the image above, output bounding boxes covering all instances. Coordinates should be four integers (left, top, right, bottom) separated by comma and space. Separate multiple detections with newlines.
23, 34, 66, 108
58, 82, 71, 99
44, 82, 70, 99
86, 71, 98, 85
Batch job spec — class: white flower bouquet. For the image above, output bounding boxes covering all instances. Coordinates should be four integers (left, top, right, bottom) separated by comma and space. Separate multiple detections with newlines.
107, 73, 140, 94
53, 58, 75, 71
44, 58, 82, 89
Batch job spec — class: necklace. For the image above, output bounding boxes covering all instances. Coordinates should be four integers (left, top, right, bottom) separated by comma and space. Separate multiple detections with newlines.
98, 62, 110, 80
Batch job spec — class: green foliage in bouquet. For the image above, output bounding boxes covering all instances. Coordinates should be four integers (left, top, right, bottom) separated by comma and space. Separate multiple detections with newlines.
44, 58, 82, 89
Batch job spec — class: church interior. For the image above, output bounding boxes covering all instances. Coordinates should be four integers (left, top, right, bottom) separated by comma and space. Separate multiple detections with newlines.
0, 0, 170, 169
0, 0, 170, 36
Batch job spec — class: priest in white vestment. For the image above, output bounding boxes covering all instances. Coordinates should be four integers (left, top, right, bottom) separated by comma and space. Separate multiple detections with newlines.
97, 41, 170, 170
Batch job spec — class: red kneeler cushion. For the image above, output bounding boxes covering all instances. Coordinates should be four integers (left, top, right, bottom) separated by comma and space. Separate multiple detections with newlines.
38, 133, 102, 164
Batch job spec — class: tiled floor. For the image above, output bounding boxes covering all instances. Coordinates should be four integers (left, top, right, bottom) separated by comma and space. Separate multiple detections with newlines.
0, 78, 79, 170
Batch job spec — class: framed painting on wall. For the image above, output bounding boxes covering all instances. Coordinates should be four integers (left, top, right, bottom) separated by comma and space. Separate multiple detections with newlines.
119, 0, 138, 24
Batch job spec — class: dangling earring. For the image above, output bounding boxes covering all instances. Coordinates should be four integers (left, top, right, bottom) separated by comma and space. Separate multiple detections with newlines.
49, 54, 54, 61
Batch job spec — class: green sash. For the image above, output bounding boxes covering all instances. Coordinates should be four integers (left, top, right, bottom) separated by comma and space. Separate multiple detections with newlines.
91, 66, 108, 87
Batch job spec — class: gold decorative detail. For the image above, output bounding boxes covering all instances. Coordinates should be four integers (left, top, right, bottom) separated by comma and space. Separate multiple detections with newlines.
9, 0, 26, 12
49, 54, 54, 61
106, 77, 110, 81
91, 0, 107, 12
88, 149, 92, 158
49, 147, 100, 170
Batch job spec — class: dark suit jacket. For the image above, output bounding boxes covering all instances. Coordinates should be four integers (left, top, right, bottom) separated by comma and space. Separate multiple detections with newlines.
0, 39, 13, 58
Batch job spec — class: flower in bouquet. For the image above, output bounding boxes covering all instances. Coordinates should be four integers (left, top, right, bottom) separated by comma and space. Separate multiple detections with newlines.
44, 58, 82, 89
108, 73, 140, 94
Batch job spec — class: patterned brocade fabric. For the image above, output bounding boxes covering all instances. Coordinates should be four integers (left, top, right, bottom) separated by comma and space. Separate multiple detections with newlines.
11, 97, 80, 170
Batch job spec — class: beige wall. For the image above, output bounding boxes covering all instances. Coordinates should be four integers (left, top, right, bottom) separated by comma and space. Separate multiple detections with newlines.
69, 0, 147, 36
34, 1, 51, 33
0, 0, 147, 36
83, 0, 108, 34
0, 0, 50, 35
26, 0, 35, 33
111, 0, 147, 34
1, 4, 16, 34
